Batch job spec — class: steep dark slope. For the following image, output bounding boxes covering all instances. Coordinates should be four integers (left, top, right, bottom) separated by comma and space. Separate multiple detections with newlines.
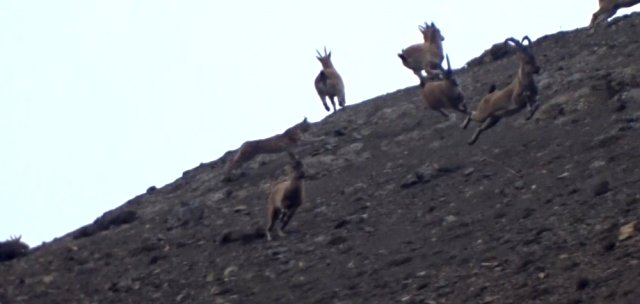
2, 13, 640, 304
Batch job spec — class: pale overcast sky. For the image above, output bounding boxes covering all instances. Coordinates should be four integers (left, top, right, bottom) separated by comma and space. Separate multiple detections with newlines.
1, 1, 637, 245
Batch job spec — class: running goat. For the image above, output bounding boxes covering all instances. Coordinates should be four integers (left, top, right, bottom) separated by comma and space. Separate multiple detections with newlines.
265, 151, 305, 241
398, 22, 445, 85
462, 36, 540, 145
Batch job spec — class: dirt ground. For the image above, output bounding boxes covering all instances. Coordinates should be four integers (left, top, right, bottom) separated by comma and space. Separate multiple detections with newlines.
2, 12, 640, 304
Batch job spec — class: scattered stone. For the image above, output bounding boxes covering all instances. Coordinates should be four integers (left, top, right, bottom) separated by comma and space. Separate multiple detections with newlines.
589, 179, 610, 196
444, 215, 458, 224
146, 185, 157, 194
401, 163, 436, 189
463, 167, 475, 176
387, 255, 412, 267
575, 277, 590, 291
223, 266, 238, 281
334, 219, 350, 229
233, 205, 248, 213
514, 180, 525, 190
73, 209, 138, 239
618, 221, 637, 241
327, 236, 348, 246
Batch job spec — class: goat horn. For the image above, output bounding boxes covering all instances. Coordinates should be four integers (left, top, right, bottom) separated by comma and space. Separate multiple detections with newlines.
445, 54, 452, 73
521, 36, 533, 46
324, 46, 328, 57
316, 49, 322, 57
504, 37, 523, 49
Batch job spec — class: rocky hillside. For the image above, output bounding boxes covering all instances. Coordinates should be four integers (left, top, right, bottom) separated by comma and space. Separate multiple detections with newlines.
2, 13, 640, 304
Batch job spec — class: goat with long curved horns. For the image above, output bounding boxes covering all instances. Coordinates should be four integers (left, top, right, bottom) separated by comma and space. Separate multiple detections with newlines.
462, 36, 541, 145
420, 54, 467, 119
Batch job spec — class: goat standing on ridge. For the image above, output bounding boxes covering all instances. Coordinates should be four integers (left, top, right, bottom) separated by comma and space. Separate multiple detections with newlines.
590, 0, 640, 30
462, 36, 541, 145
398, 22, 445, 85
0, 235, 29, 262
420, 54, 467, 119
265, 151, 305, 241
314, 47, 346, 112
224, 117, 311, 179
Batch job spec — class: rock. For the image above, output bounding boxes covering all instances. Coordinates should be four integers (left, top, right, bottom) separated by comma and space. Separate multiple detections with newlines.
589, 179, 610, 196
444, 215, 458, 224
233, 205, 248, 213
334, 219, 350, 229
618, 221, 637, 241
146, 186, 157, 194
73, 209, 138, 239
514, 181, 525, 190
168, 201, 205, 228
575, 277, 590, 291
327, 236, 348, 246
463, 167, 475, 176
223, 266, 238, 281
387, 255, 412, 267
401, 163, 436, 189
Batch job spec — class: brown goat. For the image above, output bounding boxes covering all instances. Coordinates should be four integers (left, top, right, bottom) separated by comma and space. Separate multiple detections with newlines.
0, 235, 29, 263
462, 36, 541, 145
420, 54, 467, 118
398, 22, 445, 85
225, 117, 311, 177
590, 0, 640, 30
314, 47, 346, 112
265, 151, 305, 241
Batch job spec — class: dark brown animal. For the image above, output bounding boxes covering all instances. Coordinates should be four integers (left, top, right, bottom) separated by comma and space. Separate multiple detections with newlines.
0, 235, 29, 262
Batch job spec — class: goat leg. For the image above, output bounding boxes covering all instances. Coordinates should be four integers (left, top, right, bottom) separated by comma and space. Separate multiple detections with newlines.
468, 116, 500, 145
280, 208, 298, 231
525, 102, 539, 121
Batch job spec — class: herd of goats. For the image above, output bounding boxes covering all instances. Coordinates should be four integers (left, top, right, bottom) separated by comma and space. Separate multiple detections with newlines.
0, 1, 637, 262
223, 0, 639, 241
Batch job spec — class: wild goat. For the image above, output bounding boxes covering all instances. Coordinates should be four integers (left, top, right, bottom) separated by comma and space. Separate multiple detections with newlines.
462, 36, 541, 145
265, 151, 305, 241
420, 54, 467, 118
590, 0, 640, 30
0, 235, 29, 263
398, 22, 445, 85
225, 117, 311, 178
314, 47, 346, 112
